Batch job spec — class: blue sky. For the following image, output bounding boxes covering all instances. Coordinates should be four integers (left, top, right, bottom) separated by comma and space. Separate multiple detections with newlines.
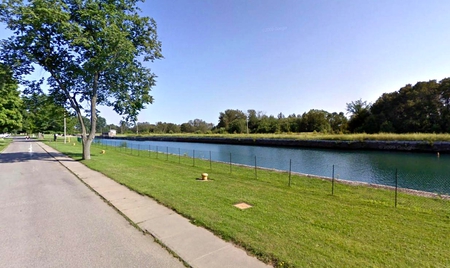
2, 0, 450, 126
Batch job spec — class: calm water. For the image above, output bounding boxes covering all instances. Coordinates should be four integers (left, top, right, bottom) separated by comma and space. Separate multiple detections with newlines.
97, 138, 450, 194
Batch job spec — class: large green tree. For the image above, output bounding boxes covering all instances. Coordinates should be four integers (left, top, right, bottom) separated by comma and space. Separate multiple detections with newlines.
0, 0, 162, 159
0, 64, 22, 132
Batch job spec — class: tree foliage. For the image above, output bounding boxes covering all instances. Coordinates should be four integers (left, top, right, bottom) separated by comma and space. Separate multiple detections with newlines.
0, 0, 162, 159
350, 79, 450, 133
0, 64, 22, 132
22, 93, 77, 134
74, 115, 107, 133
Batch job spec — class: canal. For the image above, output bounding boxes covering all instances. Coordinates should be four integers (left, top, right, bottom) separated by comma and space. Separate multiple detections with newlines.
96, 138, 450, 195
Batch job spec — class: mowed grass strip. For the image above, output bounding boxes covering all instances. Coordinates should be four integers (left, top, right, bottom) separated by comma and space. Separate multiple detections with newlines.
0, 138, 12, 151
47, 141, 450, 267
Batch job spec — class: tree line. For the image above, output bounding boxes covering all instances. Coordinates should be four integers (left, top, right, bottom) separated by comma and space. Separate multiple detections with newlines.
347, 78, 450, 133
2, 62, 450, 135
119, 78, 450, 135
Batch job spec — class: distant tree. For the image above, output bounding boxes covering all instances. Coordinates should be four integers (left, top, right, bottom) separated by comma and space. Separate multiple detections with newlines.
228, 118, 246, 133
299, 109, 331, 133
154, 122, 168, 133
76, 116, 91, 133
346, 99, 372, 133
165, 123, 180, 133
370, 80, 443, 133
106, 124, 118, 132
256, 115, 279, 133
327, 112, 348, 133
439, 78, 450, 132
180, 122, 195, 133
187, 119, 213, 133
287, 113, 301, 132
279, 117, 291, 133
0, 0, 162, 159
217, 109, 246, 133
22, 93, 77, 134
75, 115, 106, 133
119, 120, 131, 134
346, 99, 370, 116
96, 116, 107, 133
0, 64, 22, 132
135, 122, 153, 134
247, 109, 260, 133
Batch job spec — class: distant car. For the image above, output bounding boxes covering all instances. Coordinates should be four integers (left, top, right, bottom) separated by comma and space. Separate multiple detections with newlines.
0, 133, 10, 138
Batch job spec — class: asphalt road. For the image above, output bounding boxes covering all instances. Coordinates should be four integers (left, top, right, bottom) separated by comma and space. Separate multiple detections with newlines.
0, 138, 184, 268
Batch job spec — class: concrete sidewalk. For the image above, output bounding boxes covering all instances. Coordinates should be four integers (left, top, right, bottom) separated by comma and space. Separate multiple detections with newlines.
37, 142, 272, 268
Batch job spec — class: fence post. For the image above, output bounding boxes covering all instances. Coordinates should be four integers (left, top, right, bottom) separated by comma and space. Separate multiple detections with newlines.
130, 144, 132, 155
289, 159, 292, 186
178, 148, 181, 164
209, 151, 212, 170
138, 144, 140, 156
332, 165, 335, 195
395, 168, 398, 208
193, 150, 195, 166
156, 146, 158, 159
229, 153, 232, 173
166, 146, 169, 161
148, 145, 151, 157
254, 156, 257, 179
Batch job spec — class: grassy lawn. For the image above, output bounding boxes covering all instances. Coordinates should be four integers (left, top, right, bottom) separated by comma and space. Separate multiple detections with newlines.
0, 138, 12, 151
47, 140, 450, 267
117, 132, 450, 142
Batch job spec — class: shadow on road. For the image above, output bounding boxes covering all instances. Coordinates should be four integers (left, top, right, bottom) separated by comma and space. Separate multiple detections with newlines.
0, 152, 57, 163
0, 138, 80, 163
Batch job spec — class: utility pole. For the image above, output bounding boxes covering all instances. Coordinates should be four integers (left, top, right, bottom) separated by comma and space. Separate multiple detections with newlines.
246, 114, 249, 134
64, 115, 67, 144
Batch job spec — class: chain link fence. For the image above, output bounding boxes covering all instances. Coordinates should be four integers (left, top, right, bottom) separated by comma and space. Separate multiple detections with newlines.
94, 139, 450, 212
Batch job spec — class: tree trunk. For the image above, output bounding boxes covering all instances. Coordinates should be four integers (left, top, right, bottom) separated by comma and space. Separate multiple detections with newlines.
82, 138, 92, 160
81, 72, 99, 160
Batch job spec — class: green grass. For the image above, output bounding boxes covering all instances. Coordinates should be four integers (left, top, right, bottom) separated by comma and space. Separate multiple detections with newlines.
46, 140, 450, 267
118, 132, 450, 142
0, 138, 12, 151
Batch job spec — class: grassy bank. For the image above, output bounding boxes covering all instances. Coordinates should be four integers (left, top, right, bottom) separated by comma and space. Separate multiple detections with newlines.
0, 138, 12, 151
116, 132, 450, 142
47, 140, 450, 267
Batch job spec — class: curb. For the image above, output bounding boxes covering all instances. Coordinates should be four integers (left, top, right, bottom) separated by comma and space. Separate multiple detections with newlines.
37, 142, 192, 267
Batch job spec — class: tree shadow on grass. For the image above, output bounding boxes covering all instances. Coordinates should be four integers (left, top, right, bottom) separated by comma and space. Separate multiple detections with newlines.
62, 152, 83, 161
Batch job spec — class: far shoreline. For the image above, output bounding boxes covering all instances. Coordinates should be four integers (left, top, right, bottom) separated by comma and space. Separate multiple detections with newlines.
98, 134, 450, 153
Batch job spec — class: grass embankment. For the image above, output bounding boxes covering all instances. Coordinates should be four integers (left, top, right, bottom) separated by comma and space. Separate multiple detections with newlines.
117, 132, 450, 142
0, 138, 12, 151
47, 140, 450, 267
